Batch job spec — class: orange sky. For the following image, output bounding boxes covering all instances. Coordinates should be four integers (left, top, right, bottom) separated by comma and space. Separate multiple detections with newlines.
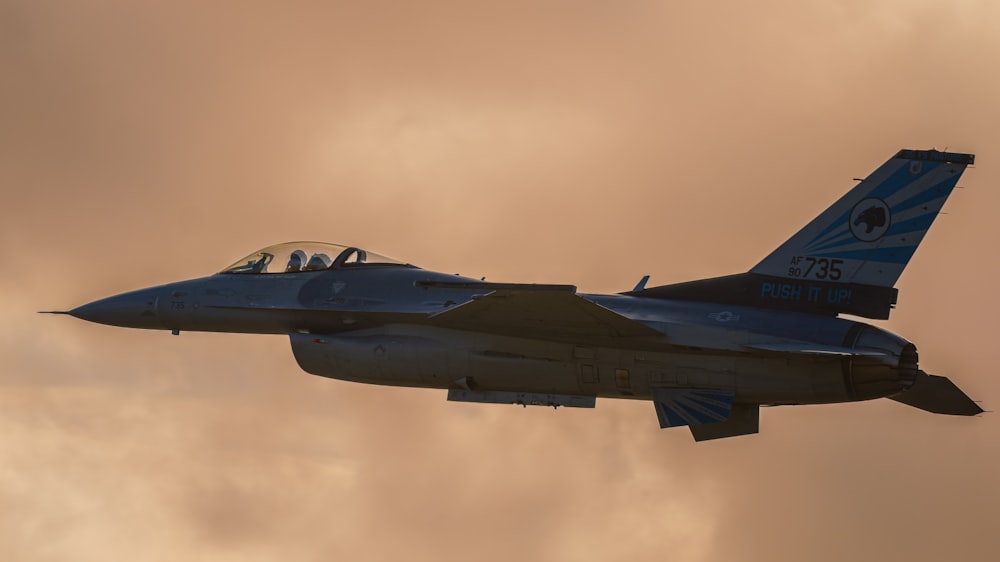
3, 1, 1000, 560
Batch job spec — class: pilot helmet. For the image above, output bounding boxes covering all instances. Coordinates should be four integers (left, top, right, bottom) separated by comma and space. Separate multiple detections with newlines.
304, 253, 332, 271
286, 250, 308, 272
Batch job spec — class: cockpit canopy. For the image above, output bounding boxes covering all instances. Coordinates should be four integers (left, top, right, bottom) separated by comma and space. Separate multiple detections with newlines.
219, 241, 411, 275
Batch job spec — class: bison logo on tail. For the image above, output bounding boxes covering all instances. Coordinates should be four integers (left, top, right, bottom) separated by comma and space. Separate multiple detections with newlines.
854, 206, 886, 233
849, 198, 891, 242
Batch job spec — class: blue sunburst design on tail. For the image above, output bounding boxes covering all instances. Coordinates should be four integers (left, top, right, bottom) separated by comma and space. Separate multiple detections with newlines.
652, 388, 735, 428
751, 149, 974, 288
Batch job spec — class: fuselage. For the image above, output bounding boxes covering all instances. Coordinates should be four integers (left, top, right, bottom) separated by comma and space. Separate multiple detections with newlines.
70, 262, 918, 408
58, 148, 984, 439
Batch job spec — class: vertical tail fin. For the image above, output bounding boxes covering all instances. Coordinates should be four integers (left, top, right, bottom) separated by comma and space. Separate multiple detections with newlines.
751, 149, 974, 288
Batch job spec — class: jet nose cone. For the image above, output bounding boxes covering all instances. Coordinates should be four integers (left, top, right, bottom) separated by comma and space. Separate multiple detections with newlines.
70, 288, 163, 329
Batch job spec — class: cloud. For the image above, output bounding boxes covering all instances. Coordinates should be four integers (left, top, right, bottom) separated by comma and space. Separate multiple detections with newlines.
2, 1, 999, 560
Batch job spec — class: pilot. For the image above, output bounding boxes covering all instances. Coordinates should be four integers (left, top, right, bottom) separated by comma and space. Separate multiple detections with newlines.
304, 253, 332, 271
285, 250, 308, 273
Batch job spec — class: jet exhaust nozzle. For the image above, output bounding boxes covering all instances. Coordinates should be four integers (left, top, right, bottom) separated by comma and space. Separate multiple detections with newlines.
846, 327, 920, 401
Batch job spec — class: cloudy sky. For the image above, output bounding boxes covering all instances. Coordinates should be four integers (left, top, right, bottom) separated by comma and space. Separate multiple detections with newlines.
3, 1, 999, 560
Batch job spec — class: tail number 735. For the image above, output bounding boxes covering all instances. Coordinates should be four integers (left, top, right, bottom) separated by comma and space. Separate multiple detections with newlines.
788, 257, 844, 280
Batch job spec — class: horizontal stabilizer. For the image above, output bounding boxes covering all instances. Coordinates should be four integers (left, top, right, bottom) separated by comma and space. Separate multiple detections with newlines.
431, 289, 662, 340
690, 403, 760, 441
889, 372, 983, 416
743, 342, 889, 358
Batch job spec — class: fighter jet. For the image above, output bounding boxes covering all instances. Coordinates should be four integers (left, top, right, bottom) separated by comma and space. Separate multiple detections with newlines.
50, 148, 982, 441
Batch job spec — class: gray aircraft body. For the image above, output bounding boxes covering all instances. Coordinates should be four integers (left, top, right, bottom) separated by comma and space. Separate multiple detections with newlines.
53, 149, 982, 440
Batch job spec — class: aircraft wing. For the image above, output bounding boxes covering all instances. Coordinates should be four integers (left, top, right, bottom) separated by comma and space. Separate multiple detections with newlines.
429, 288, 662, 340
